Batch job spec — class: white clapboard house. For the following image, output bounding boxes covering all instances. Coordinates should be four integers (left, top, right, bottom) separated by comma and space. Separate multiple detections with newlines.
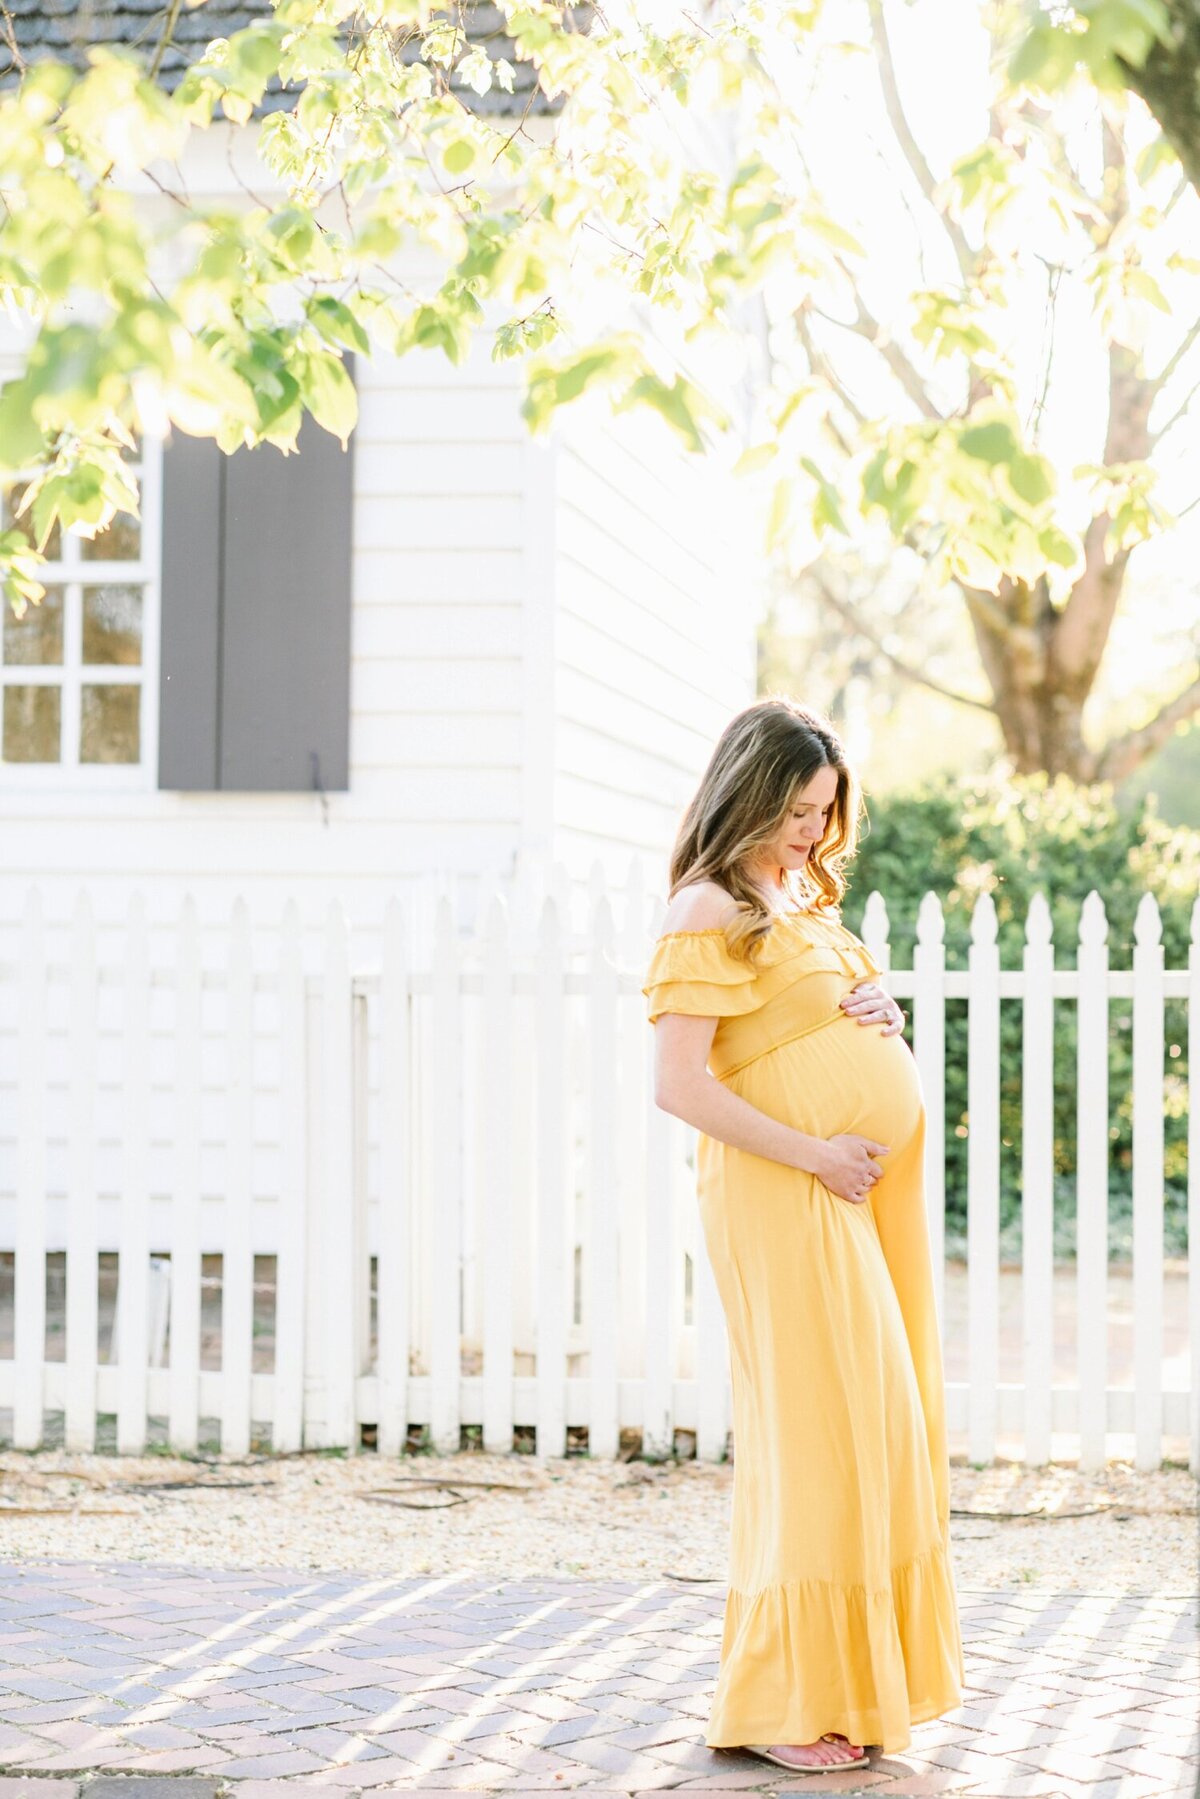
0, 1, 758, 1455
0, 0, 755, 939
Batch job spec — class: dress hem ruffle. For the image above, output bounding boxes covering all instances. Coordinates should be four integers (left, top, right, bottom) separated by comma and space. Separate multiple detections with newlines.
703, 1529, 965, 1757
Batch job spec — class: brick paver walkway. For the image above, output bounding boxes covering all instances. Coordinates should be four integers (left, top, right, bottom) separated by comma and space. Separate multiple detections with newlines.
0, 1561, 1195, 1797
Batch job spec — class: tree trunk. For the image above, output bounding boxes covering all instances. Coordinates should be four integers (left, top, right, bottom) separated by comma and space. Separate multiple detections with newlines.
1120, 4, 1200, 197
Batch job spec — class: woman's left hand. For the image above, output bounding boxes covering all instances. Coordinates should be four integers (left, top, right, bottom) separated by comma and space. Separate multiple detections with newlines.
840, 980, 906, 1037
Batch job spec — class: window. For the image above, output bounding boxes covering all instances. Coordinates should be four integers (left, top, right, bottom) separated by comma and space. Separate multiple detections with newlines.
0, 436, 161, 788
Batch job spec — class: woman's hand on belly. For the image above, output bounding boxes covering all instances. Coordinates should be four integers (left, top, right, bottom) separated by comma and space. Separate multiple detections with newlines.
839, 980, 906, 1036
811, 1132, 891, 1206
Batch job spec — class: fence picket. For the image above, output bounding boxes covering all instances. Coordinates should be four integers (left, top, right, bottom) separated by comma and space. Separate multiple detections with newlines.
1022, 893, 1054, 1466
168, 897, 202, 1453
1077, 891, 1109, 1470
617, 857, 648, 1385
967, 892, 1000, 1465
13, 889, 47, 1450
377, 897, 411, 1457
116, 893, 150, 1455
481, 895, 514, 1453
429, 894, 462, 1454
535, 896, 568, 1458
223, 899, 255, 1457
64, 894, 98, 1452
913, 893, 947, 1336
587, 891, 620, 1458
273, 901, 307, 1454
861, 890, 890, 973
642, 895, 674, 1459
1132, 893, 1164, 1472
319, 901, 357, 1448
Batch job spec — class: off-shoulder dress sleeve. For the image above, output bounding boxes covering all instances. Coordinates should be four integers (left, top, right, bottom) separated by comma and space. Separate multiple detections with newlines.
642, 930, 761, 1024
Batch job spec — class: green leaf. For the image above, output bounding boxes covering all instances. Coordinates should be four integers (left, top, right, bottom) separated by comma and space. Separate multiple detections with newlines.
959, 419, 1019, 464
1126, 268, 1171, 312
443, 139, 476, 176
1037, 524, 1079, 568
766, 476, 792, 551
622, 374, 708, 452
306, 295, 370, 355
0, 383, 46, 473
1008, 24, 1075, 91
1008, 452, 1054, 507
553, 347, 626, 406
799, 456, 847, 534
800, 207, 864, 259
304, 352, 357, 447
734, 441, 778, 476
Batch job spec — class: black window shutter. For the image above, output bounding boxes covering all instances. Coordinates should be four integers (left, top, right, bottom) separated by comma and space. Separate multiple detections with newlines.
158, 376, 354, 793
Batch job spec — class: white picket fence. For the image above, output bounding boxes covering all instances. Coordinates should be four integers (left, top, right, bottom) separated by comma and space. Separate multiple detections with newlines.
0, 869, 1195, 1472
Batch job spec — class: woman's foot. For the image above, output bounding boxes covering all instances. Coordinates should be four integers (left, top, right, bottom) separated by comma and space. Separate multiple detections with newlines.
746, 1734, 867, 1769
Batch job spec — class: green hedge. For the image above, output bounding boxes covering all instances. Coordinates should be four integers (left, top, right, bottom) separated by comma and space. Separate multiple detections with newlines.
840, 772, 1197, 1261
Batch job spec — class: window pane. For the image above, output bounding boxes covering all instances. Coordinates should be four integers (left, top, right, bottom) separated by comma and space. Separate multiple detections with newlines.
82, 584, 142, 666
1, 487, 60, 562
80, 683, 140, 763
82, 513, 141, 562
3, 685, 61, 762
3, 589, 64, 666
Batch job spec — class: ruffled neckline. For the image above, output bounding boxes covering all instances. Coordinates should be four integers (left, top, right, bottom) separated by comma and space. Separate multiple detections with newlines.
656, 907, 830, 941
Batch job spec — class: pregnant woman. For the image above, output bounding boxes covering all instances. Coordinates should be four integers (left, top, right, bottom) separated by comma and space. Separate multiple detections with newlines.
643, 696, 964, 1774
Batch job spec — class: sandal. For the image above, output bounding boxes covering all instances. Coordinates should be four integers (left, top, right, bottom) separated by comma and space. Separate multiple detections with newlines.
743, 1735, 870, 1772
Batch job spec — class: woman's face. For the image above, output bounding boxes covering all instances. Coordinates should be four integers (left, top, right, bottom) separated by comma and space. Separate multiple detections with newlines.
749, 764, 840, 881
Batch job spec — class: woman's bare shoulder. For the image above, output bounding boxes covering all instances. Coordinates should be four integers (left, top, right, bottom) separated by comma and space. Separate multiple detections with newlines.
660, 880, 741, 936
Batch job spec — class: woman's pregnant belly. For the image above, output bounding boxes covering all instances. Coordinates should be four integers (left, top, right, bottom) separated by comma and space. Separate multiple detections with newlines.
730, 1007, 925, 1156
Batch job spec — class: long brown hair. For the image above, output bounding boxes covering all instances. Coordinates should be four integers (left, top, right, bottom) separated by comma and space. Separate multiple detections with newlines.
668, 697, 865, 960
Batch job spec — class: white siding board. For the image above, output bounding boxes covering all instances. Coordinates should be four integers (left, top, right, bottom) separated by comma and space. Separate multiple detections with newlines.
354, 548, 523, 605
355, 495, 522, 552
353, 657, 521, 715
554, 613, 736, 735
556, 717, 703, 800
557, 494, 710, 619
350, 713, 521, 770
343, 768, 521, 819
555, 554, 743, 704
351, 603, 522, 661
555, 665, 722, 772
557, 439, 723, 585
0, 823, 521, 892
554, 771, 685, 850
358, 388, 525, 444
354, 442, 524, 499
367, 343, 525, 390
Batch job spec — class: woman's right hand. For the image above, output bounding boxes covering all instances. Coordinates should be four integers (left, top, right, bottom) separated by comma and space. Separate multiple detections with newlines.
811, 1133, 890, 1204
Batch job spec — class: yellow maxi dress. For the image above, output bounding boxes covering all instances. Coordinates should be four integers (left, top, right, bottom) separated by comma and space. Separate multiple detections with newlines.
643, 906, 965, 1755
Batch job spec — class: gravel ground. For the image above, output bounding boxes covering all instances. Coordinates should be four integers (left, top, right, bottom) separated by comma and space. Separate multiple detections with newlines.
0, 1448, 1195, 1593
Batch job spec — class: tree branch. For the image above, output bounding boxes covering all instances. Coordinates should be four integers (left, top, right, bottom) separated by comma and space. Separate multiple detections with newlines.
1028, 259, 1062, 440
795, 303, 867, 427
956, 579, 1026, 647
805, 568, 995, 714
1094, 667, 1200, 785
148, 0, 185, 82
1149, 313, 1200, 399
867, 0, 974, 283
818, 261, 945, 421
0, 0, 24, 76
1149, 371, 1200, 446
